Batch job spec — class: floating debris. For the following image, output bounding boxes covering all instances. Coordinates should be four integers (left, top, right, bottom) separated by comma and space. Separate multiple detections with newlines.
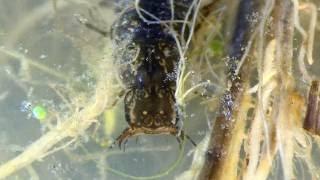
32, 105, 47, 122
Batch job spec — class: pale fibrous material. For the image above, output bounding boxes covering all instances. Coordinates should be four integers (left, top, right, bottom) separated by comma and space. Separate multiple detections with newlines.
0, 0, 319, 180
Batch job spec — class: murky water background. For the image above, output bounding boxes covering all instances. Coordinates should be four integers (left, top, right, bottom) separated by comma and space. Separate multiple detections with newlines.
2, 0, 320, 179
0, 0, 211, 179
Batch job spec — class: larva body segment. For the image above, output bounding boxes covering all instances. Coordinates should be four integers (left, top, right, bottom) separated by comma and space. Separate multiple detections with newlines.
111, 0, 192, 147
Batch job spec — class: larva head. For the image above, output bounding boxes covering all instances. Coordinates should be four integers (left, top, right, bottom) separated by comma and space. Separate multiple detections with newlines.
124, 87, 177, 129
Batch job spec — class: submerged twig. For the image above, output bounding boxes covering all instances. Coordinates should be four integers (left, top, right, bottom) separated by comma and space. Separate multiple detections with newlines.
197, 0, 256, 179
0, 38, 118, 179
0, 80, 114, 179
304, 80, 320, 135
0, 47, 69, 81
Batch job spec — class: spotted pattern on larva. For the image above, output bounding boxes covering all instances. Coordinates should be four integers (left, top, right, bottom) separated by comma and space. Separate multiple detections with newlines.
112, 0, 193, 148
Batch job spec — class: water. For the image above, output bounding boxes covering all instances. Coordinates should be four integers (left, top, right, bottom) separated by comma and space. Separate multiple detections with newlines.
0, 1, 211, 179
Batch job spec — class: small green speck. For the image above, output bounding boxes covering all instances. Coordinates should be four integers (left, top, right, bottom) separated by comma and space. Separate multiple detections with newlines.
211, 39, 224, 56
32, 105, 47, 121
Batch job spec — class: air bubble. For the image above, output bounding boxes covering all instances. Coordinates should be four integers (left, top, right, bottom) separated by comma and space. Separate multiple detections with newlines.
20, 101, 32, 112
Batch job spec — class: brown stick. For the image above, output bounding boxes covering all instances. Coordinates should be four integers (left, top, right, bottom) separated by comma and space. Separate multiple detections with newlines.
197, 0, 257, 179
304, 81, 320, 132
197, 82, 246, 180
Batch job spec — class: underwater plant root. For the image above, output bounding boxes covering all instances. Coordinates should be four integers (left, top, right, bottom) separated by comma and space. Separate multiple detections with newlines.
0, 79, 116, 179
